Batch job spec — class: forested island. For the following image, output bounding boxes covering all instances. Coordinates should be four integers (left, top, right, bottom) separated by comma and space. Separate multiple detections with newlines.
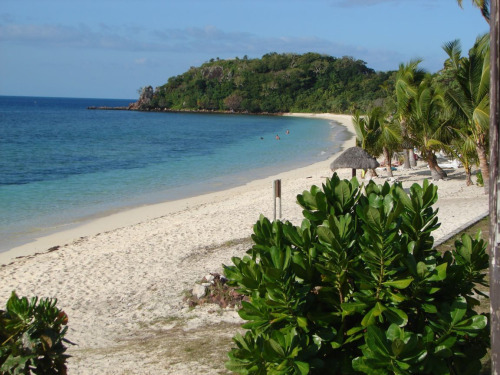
130, 52, 395, 113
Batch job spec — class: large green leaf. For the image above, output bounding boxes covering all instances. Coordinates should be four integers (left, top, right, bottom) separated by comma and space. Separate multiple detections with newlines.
382, 278, 414, 289
365, 325, 391, 357
342, 301, 369, 315
334, 180, 353, 211
450, 297, 467, 325
295, 361, 309, 375
383, 307, 408, 327
453, 314, 488, 333
362, 302, 387, 327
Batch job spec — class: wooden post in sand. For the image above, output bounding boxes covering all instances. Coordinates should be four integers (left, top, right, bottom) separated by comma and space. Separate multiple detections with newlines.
274, 179, 282, 220
489, 0, 500, 372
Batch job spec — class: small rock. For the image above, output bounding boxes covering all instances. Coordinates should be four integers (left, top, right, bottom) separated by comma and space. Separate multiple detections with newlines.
204, 274, 215, 283
192, 284, 208, 299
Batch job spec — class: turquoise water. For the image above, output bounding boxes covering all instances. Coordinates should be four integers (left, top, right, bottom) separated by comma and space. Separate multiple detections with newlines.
0, 96, 348, 251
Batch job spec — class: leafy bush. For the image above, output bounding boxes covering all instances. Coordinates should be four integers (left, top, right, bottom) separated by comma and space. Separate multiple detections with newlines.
224, 173, 489, 374
476, 170, 484, 187
0, 292, 72, 374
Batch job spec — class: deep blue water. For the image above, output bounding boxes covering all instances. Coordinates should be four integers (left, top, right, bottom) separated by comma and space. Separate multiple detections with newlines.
0, 96, 347, 251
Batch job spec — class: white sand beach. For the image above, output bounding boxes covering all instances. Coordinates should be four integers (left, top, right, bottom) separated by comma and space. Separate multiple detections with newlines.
0, 114, 489, 374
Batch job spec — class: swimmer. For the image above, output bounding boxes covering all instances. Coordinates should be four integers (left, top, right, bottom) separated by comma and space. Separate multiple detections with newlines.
286, 129, 289, 135
276, 134, 280, 140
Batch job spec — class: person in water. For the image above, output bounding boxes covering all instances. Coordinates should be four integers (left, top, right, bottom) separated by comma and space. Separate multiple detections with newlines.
276, 134, 280, 140
286, 129, 289, 135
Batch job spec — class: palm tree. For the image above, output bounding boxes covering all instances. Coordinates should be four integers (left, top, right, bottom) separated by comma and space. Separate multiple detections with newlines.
354, 108, 401, 178
443, 33, 490, 189
375, 111, 402, 178
395, 60, 426, 168
352, 111, 380, 178
353, 111, 376, 153
451, 130, 479, 186
407, 76, 459, 180
456, 0, 490, 22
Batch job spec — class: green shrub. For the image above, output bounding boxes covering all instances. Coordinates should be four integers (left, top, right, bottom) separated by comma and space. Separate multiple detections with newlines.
224, 173, 489, 374
476, 170, 484, 186
0, 292, 72, 374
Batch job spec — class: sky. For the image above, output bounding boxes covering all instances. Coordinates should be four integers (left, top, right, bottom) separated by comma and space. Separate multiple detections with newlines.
0, 0, 489, 100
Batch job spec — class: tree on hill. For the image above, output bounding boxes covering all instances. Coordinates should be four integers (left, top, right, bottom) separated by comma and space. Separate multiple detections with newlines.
145, 53, 393, 114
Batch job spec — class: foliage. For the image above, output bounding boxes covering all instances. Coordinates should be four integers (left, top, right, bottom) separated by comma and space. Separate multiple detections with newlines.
456, 0, 490, 22
442, 34, 490, 185
141, 53, 393, 114
0, 292, 72, 374
405, 73, 459, 180
392, 59, 426, 168
449, 123, 480, 186
476, 170, 484, 187
224, 173, 489, 374
352, 107, 402, 177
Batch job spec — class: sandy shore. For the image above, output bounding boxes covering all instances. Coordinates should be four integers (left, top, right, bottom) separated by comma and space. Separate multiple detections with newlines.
0, 113, 489, 374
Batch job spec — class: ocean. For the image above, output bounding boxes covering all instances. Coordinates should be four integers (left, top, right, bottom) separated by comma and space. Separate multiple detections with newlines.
0, 96, 348, 251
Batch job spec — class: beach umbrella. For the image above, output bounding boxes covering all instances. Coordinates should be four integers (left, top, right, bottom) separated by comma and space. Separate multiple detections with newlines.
330, 146, 380, 177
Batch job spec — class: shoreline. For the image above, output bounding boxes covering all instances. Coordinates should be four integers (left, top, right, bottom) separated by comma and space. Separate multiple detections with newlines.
0, 113, 353, 265
0, 113, 489, 374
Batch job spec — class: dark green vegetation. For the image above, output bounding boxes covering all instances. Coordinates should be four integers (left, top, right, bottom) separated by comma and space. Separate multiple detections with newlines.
436, 217, 489, 254
142, 53, 393, 113
224, 174, 489, 374
0, 292, 71, 374
353, 33, 490, 184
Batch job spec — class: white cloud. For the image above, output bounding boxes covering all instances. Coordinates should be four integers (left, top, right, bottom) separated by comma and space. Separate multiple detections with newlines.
134, 57, 147, 65
0, 23, 161, 51
0, 21, 404, 70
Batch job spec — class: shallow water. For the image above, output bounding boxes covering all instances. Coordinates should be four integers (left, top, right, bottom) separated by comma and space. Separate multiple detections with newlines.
0, 96, 348, 251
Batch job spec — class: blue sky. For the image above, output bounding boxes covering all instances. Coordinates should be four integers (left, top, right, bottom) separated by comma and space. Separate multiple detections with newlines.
0, 0, 488, 100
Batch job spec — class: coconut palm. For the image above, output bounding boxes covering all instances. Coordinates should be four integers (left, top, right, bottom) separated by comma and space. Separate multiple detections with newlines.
395, 60, 426, 168
354, 107, 401, 177
352, 111, 380, 178
451, 130, 479, 186
352, 111, 377, 154
406, 76, 459, 180
456, 0, 490, 22
443, 33, 490, 189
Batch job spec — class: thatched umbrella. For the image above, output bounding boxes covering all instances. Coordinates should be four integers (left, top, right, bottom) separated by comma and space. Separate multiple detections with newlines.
330, 147, 380, 177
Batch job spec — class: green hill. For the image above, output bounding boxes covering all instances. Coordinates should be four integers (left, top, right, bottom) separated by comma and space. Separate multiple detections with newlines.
140, 52, 395, 114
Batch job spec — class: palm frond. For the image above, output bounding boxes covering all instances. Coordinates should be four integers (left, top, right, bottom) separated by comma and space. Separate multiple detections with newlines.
456, 0, 490, 22
473, 97, 490, 132
442, 39, 462, 70
352, 112, 368, 148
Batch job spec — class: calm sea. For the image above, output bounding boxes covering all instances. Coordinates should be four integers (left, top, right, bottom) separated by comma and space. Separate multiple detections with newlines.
0, 96, 348, 251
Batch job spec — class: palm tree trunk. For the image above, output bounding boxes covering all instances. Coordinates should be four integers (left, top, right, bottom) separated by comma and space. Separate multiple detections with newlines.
465, 166, 473, 186
476, 143, 489, 191
409, 149, 417, 168
434, 158, 448, 178
426, 153, 447, 180
383, 147, 393, 177
403, 149, 411, 169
